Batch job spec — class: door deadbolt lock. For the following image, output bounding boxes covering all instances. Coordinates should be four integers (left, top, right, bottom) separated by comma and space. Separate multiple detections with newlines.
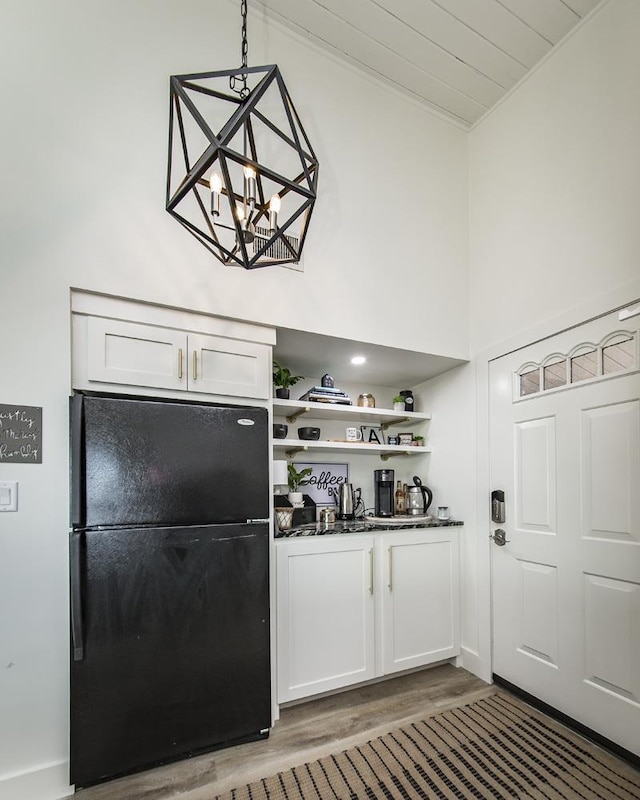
490, 528, 510, 547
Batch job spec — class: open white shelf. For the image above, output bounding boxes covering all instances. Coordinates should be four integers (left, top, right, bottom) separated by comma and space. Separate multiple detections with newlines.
273, 438, 430, 461
273, 399, 430, 428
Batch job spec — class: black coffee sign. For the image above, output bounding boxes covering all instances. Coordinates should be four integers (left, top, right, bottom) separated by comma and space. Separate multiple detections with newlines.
0, 404, 42, 463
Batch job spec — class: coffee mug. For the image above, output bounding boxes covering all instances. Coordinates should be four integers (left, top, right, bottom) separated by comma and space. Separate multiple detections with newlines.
437, 506, 450, 520
346, 426, 363, 442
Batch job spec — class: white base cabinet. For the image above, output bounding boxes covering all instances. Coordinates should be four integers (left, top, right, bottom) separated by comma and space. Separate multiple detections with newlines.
276, 528, 460, 703
276, 537, 376, 703
379, 530, 460, 675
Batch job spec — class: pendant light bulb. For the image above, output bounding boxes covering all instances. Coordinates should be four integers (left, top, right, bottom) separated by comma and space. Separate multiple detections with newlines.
244, 165, 257, 209
236, 201, 255, 244
210, 171, 222, 217
269, 193, 281, 232
210, 171, 222, 193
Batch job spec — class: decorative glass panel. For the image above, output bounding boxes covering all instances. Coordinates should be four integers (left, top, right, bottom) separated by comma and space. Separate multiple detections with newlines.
544, 361, 566, 391
602, 338, 634, 374
520, 369, 540, 397
514, 330, 636, 402
571, 350, 598, 383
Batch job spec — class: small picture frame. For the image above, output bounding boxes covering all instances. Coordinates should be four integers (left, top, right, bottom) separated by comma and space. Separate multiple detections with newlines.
398, 432, 414, 446
360, 425, 385, 445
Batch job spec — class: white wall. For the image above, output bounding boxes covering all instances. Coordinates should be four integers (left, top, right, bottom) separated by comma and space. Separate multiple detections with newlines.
468, 0, 640, 356
0, 1, 468, 797
454, 0, 640, 687
413, 364, 482, 675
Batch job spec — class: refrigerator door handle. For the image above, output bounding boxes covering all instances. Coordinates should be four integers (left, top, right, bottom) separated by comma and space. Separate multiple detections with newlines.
70, 394, 85, 528
70, 531, 85, 661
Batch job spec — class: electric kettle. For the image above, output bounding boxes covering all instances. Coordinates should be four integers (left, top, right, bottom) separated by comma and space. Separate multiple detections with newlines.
406, 475, 433, 516
330, 483, 362, 520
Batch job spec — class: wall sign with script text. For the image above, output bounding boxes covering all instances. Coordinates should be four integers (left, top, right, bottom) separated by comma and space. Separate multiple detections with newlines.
0, 404, 42, 463
293, 462, 349, 506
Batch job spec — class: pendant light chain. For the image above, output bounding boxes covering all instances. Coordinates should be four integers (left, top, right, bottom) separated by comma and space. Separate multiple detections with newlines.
167, 0, 319, 268
229, 0, 250, 99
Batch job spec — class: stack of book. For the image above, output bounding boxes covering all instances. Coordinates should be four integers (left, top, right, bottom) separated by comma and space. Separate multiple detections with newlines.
298, 385, 352, 404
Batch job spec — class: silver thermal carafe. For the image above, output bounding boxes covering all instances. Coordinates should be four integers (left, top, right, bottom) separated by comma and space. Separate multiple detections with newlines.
374, 469, 395, 517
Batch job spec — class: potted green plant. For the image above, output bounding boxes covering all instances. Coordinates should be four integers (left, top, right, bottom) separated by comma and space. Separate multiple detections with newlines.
287, 462, 312, 505
273, 360, 304, 399
412, 435, 425, 447
393, 395, 405, 412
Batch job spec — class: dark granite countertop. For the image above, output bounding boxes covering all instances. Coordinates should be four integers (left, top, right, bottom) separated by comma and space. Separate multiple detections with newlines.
275, 518, 463, 538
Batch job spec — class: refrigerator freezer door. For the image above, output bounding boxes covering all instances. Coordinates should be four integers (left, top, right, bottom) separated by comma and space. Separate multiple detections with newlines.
69, 524, 270, 788
73, 395, 269, 528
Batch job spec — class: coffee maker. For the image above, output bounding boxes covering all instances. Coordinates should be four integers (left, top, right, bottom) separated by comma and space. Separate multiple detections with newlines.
374, 469, 394, 517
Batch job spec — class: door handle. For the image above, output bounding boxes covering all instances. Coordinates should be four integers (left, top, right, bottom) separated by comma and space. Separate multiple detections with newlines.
490, 528, 510, 547
70, 531, 85, 661
70, 395, 84, 528
388, 546, 393, 591
193, 350, 198, 380
178, 348, 184, 380
369, 548, 374, 595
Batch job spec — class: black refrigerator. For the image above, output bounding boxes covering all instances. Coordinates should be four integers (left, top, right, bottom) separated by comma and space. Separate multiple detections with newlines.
69, 393, 271, 788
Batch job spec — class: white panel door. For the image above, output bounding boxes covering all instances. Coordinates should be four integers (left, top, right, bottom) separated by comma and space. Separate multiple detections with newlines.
87, 317, 187, 390
276, 537, 376, 703
490, 306, 640, 755
379, 529, 460, 675
188, 333, 270, 399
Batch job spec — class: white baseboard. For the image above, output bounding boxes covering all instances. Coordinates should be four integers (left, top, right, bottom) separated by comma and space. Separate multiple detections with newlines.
0, 761, 72, 800
459, 646, 492, 684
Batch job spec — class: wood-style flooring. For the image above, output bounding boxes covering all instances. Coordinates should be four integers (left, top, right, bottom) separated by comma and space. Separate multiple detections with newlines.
75, 663, 495, 800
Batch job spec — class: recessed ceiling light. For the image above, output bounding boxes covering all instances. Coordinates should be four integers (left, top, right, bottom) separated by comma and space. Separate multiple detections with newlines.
351, 355, 366, 365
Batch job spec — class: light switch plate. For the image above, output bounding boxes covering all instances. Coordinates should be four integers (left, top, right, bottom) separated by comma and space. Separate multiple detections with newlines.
0, 481, 18, 511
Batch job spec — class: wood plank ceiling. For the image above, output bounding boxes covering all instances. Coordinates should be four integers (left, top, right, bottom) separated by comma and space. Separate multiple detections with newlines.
254, 0, 603, 127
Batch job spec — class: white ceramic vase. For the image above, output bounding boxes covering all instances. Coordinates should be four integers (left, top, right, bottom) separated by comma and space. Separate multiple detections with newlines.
288, 491, 303, 507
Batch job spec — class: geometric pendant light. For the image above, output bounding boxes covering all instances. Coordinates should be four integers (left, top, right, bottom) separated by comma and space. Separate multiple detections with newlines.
166, 4, 319, 269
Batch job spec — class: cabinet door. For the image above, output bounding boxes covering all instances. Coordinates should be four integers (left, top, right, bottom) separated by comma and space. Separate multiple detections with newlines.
276, 537, 376, 703
188, 333, 270, 399
87, 318, 187, 391
379, 530, 459, 675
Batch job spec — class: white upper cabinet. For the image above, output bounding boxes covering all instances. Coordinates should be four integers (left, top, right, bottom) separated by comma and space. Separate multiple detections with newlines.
71, 292, 275, 402
189, 333, 271, 399
87, 318, 187, 391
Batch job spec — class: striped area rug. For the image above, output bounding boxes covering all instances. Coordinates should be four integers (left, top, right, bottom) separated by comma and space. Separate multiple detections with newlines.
214, 692, 640, 799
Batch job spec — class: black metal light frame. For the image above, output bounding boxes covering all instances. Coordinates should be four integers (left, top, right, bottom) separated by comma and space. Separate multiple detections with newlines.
166, 64, 319, 269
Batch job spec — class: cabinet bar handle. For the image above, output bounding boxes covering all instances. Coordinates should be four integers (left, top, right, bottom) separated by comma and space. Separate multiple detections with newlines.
178, 348, 184, 380
193, 350, 198, 380
388, 546, 393, 591
369, 548, 374, 595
